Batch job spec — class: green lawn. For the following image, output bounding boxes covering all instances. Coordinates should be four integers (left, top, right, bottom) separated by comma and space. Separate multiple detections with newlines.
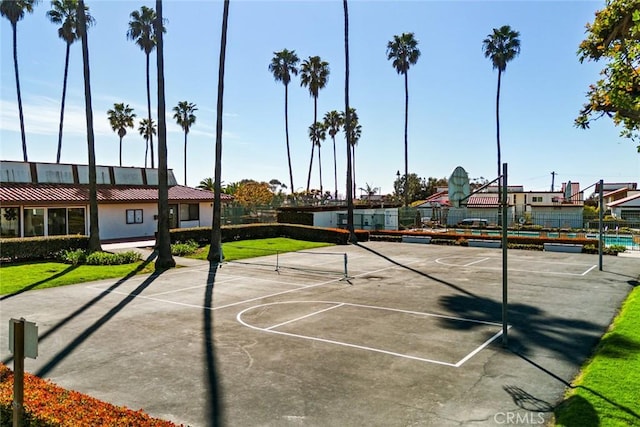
0, 260, 155, 296
554, 285, 640, 426
189, 237, 334, 261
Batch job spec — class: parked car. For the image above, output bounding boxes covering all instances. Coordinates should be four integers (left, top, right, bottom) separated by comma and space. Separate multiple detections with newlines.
458, 218, 488, 227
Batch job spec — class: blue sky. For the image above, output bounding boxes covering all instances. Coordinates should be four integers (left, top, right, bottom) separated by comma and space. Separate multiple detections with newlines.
1, 0, 638, 196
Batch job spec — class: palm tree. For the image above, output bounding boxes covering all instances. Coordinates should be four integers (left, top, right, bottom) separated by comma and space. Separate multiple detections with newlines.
340, 108, 361, 199
173, 101, 198, 186
300, 55, 330, 192
1, 0, 38, 162
138, 118, 156, 167
343, 0, 355, 242
482, 25, 521, 197
323, 110, 343, 199
107, 103, 136, 167
308, 121, 327, 195
46, 0, 94, 163
198, 177, 215, 191
76, 0, 100, 252
207, 0, 230, 268
127, 5, 164, 169
269, 49, 299, 194
387, 32, 420, 206
154, 0, 174, 270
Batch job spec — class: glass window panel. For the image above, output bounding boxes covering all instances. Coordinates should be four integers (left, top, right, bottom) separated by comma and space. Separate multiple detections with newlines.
48, 208, 67, 236
1, 207, 20, 238
24, 208, 45, 237
68, 208, 86, 235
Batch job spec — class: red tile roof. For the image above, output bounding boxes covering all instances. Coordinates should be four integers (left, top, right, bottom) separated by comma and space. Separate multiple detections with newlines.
0, 183, 232, 204
466, 195, 500, 206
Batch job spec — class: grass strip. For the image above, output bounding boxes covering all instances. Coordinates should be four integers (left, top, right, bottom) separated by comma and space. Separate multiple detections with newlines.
554, 285, 640, 426
188, 237, 334, 261
0, 261, 154, 296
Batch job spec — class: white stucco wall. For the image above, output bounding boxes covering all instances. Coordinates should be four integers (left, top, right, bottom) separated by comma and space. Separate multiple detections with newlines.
98, 203, 158, 240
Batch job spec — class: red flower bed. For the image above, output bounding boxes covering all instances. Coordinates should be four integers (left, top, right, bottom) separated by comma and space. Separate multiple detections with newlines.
0, 363, 182, 426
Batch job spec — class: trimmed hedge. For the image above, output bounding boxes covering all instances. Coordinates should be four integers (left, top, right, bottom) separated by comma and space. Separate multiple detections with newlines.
0, 236, 89, 263
170, 224, 370, 246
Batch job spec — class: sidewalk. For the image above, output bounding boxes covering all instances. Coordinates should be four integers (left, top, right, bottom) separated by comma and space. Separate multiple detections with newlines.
102, 239, 210, 268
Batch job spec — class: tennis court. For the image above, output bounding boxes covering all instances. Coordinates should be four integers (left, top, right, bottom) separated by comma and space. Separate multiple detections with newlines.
1, 241, 637, 426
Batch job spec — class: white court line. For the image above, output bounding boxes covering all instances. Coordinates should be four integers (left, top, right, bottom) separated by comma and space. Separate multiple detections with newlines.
463, 257, 490, 267
237, 301, 503, 367
266, 303, 344, 330
454, 326, 511, 367
435, 257, 595, 276
145, 277, 244, 297
582, 265, 598, 276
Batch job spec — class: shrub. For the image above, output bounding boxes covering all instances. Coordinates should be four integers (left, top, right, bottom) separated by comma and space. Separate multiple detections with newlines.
0, 363, 181, 426
86, 251, 141, 265
0, 236, 89, 263
58, 249, 87, 265
171, 240, 199, 256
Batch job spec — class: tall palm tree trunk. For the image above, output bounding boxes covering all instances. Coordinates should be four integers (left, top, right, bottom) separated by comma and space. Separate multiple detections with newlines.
284, 83, 294, 193
78, 0, 101, 253
146, 52, 155, 169
12, 22, 28, 162
183, 131, 187, 185
496, 69, 502, 225
208, 0, 230, 268
332, 135, 338, 199
145, 140, 149, 167
403, 71, 409, 206
352, 144, 356, 199
119, 135, 123, 166
343, 0, 355, 242
317, 141, 323, 195
56, 42, 71, 163
306, 98, 317, 192
155, 0, 175, 270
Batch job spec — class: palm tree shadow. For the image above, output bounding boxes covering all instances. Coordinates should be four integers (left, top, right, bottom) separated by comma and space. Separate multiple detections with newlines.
2, 251, 157, 366
352, 242, 477, 297
204, 262, 223, 426
1, 263, 79, 301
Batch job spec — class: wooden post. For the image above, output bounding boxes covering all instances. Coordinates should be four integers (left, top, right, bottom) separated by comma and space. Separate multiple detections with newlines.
13, 319, 24, 427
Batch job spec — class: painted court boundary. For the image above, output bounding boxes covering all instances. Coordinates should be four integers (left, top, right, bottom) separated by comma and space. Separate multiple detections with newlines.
435, 256, 597, 276
237, 301, 509, 368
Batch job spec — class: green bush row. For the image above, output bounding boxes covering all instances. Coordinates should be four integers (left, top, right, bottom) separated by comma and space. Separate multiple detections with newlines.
0, 236, 89, 263
58, 249, 141, 265
171, 240, 199, 256
169, 224, 370, 246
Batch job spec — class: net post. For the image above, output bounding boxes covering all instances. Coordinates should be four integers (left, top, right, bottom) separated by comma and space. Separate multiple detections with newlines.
343, 253, 348, 280
275, 251, 279, 273
598, 179, 603, 271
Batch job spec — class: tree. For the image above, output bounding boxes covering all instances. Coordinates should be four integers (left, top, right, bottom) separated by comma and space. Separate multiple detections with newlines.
198, 177, 215, 191
300, 55, 330, 192
207, 0, 230, 266
154, 0, 174, 270
323, 110, 343, 199
234, 181, 274, 212
47, 0, 94, 163
107, 103, 136, 167
308, 121, 327, 195
482, 25, 521, 191
1, 0, 38, 162
343, 0, 356, 242
138, 118, 156, 168
387, 32, 420, 206
127, 5, 164, 169
269, 49, 299, 193
76, 0, 100, 253
393, 173, 424, 204
576, 0, 640, 151
341, 108, 361, 199
173, 101, 197, 186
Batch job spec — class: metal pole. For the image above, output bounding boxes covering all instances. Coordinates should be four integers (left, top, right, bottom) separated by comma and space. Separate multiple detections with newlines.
502, 163, 508, 347
13, 319, 24, 427
275, 251, 279, 273
598, 179, 603, 271
343, 253, 348, 280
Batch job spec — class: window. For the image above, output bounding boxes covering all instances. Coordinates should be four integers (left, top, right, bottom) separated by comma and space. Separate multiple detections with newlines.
68, 208, 86, 235
532, 196, 543, 203
180, 203, 199, 221
1, 207, 20, 238
24, 208, 45, 237
126, 209, 143, 224
48, 208, 67, 236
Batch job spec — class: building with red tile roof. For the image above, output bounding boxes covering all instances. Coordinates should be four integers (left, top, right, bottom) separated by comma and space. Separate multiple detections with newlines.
0, 161, 231, 241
